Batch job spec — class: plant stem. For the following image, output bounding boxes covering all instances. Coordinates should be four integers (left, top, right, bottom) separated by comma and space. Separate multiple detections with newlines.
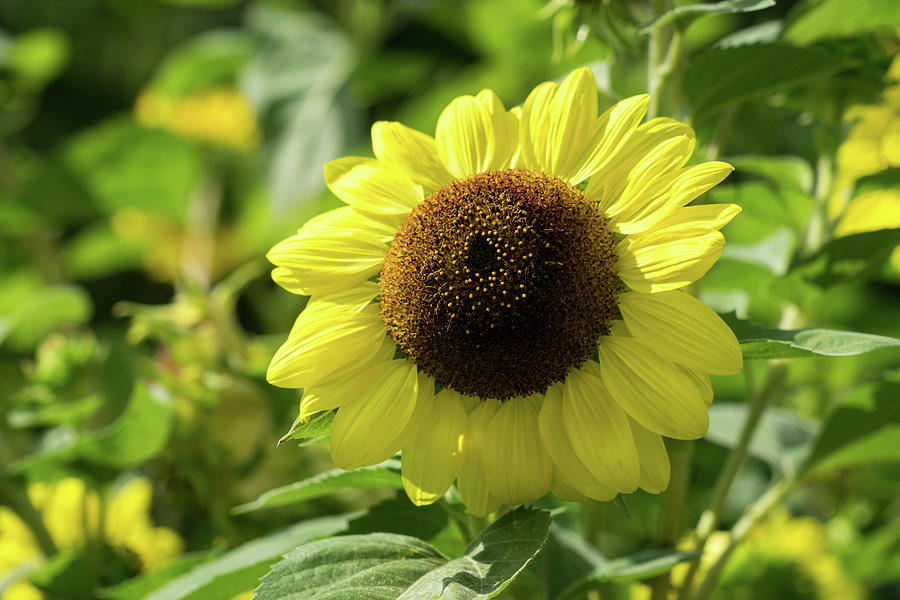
646, 0, 670, 120
650, 439, 694, 600
691, 478, 795, 600
0, 477, 58, 558
675, 362, 788, 600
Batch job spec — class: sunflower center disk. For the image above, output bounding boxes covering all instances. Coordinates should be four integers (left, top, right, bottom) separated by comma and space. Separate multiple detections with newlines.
379, 169, 620, 400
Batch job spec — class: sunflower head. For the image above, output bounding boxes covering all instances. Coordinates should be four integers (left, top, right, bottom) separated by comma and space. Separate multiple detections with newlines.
267, 67, 742, 514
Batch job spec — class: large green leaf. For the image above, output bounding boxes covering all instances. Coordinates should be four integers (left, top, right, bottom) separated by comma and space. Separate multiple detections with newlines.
682, 43, 852, 119
102, 552, 217, 600
783, 0, 900, 45
232, 461, 402, 514
803, 380, 900, 475
255, 507, 552, 600
642, 0, 775, 32
721, 313, 900, 359
706, 403, 819, 474
10, 382, 174, 473
142, 514, 353, 600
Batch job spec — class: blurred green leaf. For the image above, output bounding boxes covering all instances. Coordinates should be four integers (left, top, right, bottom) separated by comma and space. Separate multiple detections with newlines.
5, 28, 70, 86
790, 228, 900, 288
154, 0, 241, 8
141, 514, 354, 600
278, 409, 334, 446
256, 507, 551, 600
641, 0, 775, 33
555, 548, 699, 600
150, 31, 253, 98
804, 380, 900, 474
854, 168, 900, 196
715, 20, 783, 48
102, 552, 218, 600
722, 312, 900, 358
682, 43, 852, 119
29, 551, 100, 599
232, 460, 402, 514
539, 524, 607, 600
0, 285, 92, 353
62, 225, 150, 280
706, 403, 819, 474
783, 0, 900, 45
726, 155, 814, 193
62, 116, 202, 221
8, 394, 103, 428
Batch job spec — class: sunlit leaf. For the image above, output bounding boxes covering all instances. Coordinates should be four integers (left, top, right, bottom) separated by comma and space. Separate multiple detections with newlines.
150, 31, 253, 98
804, 380, 900, 474
725, 155, 814, 193
790, 228, 900, 288
6, 28, 70, 86
722, 312, 900, 359
642, 0, 775, 33
0, 285, 92, 353
278, 409, 335, 446
255, 507, 552, 600
682, 43, 852, 119
141, 515, 354, 600
232, 460, 402, 514
103, 552, 218, 600
783, 0, 900, 45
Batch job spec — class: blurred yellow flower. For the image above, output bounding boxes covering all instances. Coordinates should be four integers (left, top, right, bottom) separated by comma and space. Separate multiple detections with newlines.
831, 54, 900, 270
0, 478, 183, 600
135, 86, 260, 152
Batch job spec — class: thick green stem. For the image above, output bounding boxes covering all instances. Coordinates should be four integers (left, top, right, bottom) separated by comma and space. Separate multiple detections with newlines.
0, 477, 58, 558
650, 439, 694, 600
691, 478, 795, 600
675, 362, 788, 600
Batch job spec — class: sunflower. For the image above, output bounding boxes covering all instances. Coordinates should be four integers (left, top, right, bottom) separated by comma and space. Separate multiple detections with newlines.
266, 68, 742, 515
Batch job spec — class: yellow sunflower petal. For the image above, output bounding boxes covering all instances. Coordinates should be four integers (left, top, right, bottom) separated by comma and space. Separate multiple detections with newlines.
618, 290, 742, 375
562, 366, 640, 493
481, 396, 552, 505
457, 400, 502, 517
329, 359, 419, 469
435, 90, 517, 178
266, 228, 386, 297
630, 419, 670, 494
266, 287, 385, 388
401, 388, 468, 506
371, 121, 453, 194
594, 337, 710, 439
539, 383, 618, 501
302, 206, 399, 242
324, 156, 423, 217
679, 365, 714, 407
616, 228, 725, 293
519, 67, 649, 184
550, 472, 590, 502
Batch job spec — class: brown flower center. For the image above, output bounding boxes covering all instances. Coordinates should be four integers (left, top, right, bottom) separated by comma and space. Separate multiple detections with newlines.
379, 169, 619, 400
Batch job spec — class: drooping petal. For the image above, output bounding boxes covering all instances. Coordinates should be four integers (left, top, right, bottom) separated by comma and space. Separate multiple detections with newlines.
371, 121, 453, 195
593, 337, 710, 439
562, 367, 640, 493
616, 228, 725, 293
457, 400, 502, 517
324, 156, 423, 217
266, 287, 386, 389
266, 228, 387, 297
630, 419, 670, 494
401, 388, 468, 506
539, 383, 617, 501
329, 359, 419, 469
519, 67, 649, 185
435, 90, 518, 178
618, 290, 742, 375
482, 397, 552, 505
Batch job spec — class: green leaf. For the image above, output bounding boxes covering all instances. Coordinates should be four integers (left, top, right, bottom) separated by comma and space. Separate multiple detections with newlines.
721, 312, 900, 359
232, 460, 402, 514
642, 0, 775, 33
783, 0, 900, 45
101, 552, 218, 600
0, 285, 92, 352
10, 382, 174, 473
854, 168, 900, 196
715, 20, 783, 48
6, 28, 70, 86
804, 380, 900, 474
150, 31, 253, 98
142, 514, 354, 600
278, 409, 335, 446
725, 155, 814, 193
706, 403, 819, 474
154, 0, 242, 9
790, 228, 900, 288
539, 524, 606, 600
8, 394, 104, 428
682, 43, 852, 119
255, 507, 552, 600
555, 549, 698, 600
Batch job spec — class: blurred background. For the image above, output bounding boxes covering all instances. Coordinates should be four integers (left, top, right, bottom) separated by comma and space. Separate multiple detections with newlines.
1, 0, 899, 599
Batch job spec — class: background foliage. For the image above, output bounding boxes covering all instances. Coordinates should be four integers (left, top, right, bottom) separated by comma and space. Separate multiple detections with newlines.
1, 1, 899, 599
